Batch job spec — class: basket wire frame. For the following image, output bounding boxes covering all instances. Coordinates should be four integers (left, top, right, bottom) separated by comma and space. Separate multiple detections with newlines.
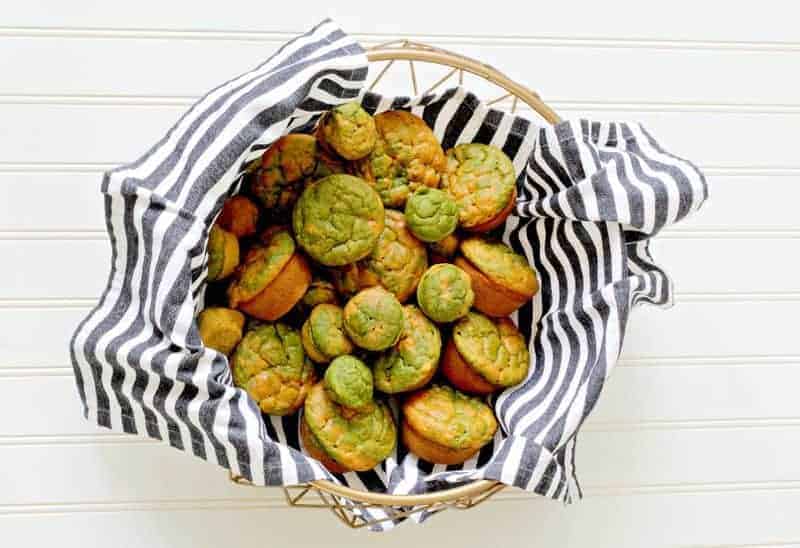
231, 39, 561, 528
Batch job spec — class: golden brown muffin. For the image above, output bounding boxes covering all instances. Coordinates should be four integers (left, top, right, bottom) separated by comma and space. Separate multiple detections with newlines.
300, 413, 348, 474
227, 229, 311, 321
441, 143, 517, 231
207, 224, 240, 282
352, 110, 446, 208
428, 232, 460, 264
197, 307, 245, 355
251, 134, 317, 216
231, 322, 315, 415
317, 102, 377, 161
335, 209, 427, 302
441, 312, 530, 395
216, 195, 260, 238
297, 276, 339, 314
303, 382, 397, 472
402, 385, 497, 465
455, 236, 538, 317
300, 304, 354, 364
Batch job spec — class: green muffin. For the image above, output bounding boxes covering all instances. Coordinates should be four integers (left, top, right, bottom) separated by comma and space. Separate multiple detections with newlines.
452, 312, 530, 388
251, 134, 318, 216
357, 209, 428, 302
324, 355, 373, 410
197, 307, 245, 356
343, 287, 404, 351
373, 305, 441, 394
304, 382, 396, 472
227, 229, 295, 307
207, 224, 239, 282
292, 174, 385, 266
231, 323, 315, 416
300, 304, 354, 364
442, 143, 516, 229
416, 263, 474, 323
352, 110, 446, 208
404, 187, 459, 242
317, 102, 377, 160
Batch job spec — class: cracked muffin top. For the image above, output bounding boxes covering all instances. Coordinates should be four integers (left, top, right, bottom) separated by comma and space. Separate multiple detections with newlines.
460, 237, 538, 297
317, 102, 377, 161
303, 382, 396, 471
352, 110, 446, 208
441, 143, 516, 228
323, 355, 373, 410
251, 134, 318, 216
227, 229, 295, 307
404, 187, 459, 243
416, 263, 474, 323
342, 286, 404, 351
292, 174, 385, 266
231, 322, 315, 415
301, 304, 353, 364
453, 312, 530, 388
402, 384, 497, 451
373, 305, 442, 394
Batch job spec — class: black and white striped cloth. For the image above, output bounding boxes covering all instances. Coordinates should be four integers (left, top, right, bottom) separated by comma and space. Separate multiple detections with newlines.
70, 20, 708, 530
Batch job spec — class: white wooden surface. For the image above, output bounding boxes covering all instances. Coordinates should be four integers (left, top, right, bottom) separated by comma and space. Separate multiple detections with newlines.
2, 2, 799, 546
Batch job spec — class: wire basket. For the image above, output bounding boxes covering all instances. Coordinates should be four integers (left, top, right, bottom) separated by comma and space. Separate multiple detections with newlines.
231, 39, 561, 529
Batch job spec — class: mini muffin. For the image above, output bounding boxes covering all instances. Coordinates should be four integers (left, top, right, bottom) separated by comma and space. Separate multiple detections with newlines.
352, 110, 446, 208
292, 174, 385, 267
198, 307, 245, 355
428, 233, 460, 264
300, 413, 348, 474
300, 304, 354, 364
317, 102, 377, 160
455, 237, 538, 317
216, 195, 260, 238
416, 264, 474, 323
354, 209, 427, 302
303, 382, 397, 472
402, 385, 497, 465
207, 224, 240, 282
373, 305, 441, 394
252, 134, 317, 215
404, 187, 458, 243
442, 143, 517, 232
324, 355, 373, 411
343, 287, 404, 351
231, 323, 315, 415
442, 312, 530, 394
299, 277, 339, 312
228, 229, 311, 321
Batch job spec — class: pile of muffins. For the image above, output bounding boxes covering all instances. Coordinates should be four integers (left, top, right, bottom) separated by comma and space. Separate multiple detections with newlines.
198, 102, 539, 472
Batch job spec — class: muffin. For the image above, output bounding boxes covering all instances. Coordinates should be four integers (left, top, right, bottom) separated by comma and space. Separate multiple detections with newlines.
343, 287, 404, 351
441, 143, 517, 232
324, 355, 373, 411
442, 312, 530, 394
352, 110, 446, 208
416, 264, 474, 323
353, 209, 428, 302
303, 382, 397, 472
299, 277, 339, 312
227, 228, 311, 321
231, 323, 315, 415
300, 412, 348, 474
373, 305, 441, 394
300, 304, 354, 364
428, 233, 460, 264
251, 134, 317, 216
330, 263, 362, 299
317, 102, 377, 160
455, 237, 538, 317
402, 385, 497, 465
207, 224, 240, 282
216, 195, 260, 238
404, 187, 458, 243
292, 174, 385, 267
197, 307, 245, 355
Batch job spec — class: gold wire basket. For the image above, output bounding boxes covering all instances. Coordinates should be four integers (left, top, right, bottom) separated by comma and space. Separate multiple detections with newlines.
231, 39, 561, 529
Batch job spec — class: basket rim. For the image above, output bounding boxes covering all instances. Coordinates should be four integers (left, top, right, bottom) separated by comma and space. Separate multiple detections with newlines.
309, 478, 502, 506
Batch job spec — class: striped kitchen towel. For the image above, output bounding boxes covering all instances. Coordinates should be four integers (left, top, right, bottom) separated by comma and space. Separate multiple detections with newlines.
69, 19, 708, 530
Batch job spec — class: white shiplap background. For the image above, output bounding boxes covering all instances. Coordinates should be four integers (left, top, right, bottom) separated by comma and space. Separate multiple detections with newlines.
2, 2, 798, 546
